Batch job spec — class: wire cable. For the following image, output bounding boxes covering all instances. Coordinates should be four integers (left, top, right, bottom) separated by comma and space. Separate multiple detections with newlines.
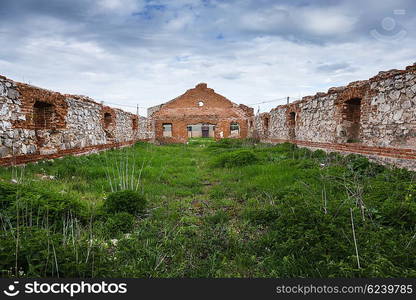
102, 101, 146, 109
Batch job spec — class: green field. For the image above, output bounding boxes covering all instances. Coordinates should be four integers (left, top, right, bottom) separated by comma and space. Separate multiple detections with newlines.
1, 138, 415, 277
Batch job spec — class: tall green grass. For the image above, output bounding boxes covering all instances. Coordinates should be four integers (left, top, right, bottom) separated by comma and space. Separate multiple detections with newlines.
0, 140, 415, 277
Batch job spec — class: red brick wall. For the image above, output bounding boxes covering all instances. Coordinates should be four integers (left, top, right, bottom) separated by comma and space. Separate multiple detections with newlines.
13, 82, 68, 130
149, 83, 254, 143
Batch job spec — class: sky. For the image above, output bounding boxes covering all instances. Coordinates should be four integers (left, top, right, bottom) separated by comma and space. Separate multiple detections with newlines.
0, 0, 415, 115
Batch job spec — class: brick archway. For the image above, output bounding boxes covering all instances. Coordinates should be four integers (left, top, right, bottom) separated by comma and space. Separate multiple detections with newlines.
335, 84, 369, 143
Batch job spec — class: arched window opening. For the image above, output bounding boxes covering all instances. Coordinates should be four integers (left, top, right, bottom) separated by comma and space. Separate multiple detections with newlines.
33, 101, 54, 129
104, 112, 112, 129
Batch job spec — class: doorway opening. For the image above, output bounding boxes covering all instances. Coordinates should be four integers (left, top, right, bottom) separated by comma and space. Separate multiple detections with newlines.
342, 98, 361, 142
289, 112, 296, 140
104, 112, 112, 129
202, 124, 210, 138
263, 117, 269, 135
33, 101, 54, 129
132, 118, 138, 131
187, 124, 215, 138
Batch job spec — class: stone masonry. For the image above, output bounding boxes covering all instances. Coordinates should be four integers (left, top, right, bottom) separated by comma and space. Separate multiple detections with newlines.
250, 63, 416, 170
0, 75, 153, 166
1, 62, 415, 170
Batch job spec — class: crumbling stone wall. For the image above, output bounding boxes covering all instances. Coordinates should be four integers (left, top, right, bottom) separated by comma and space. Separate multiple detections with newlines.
2, 62, 415, 170
0, 75, 152, 165
253, 63, 416, 170
148, 83, 254, 143
251, 112, 271, 140
64, 96, 108, 151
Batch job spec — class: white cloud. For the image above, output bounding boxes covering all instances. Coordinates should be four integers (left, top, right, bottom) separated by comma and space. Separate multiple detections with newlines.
164, 12, 195, 32
299, 8, 358, 35
94, 0, 145, 15
0, 0, 415, 115
239, 7, 288, 32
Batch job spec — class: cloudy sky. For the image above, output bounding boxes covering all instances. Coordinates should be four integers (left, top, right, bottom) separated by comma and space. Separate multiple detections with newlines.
0, 0, 415, 114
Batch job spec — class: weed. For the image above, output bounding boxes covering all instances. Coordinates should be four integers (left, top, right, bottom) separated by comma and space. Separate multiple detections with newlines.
103, 190, 146, 215
211, 150, 258, 168
0, 139, 415, 278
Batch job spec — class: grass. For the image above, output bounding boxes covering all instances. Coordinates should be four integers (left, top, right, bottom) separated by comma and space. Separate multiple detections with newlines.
0, 138, 415, 278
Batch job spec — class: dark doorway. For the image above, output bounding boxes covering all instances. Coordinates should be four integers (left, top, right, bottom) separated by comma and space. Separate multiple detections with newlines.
104, 112, 112, 129
33, 101, 54, 129
289, 112, 296, 140
187, 124, 215, 138
201, 125, 209, 138
132, 118, 138, 131
343, 98, 361, 142
263, 117, 269, 133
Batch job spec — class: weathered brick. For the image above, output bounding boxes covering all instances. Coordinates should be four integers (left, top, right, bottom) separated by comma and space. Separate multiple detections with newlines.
148, 83, 254, 143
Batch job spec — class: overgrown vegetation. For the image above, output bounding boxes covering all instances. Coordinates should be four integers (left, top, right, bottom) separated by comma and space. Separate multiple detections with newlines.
211, 149, 258, 168
103, 190, 147, 215
0, 139, 415, 277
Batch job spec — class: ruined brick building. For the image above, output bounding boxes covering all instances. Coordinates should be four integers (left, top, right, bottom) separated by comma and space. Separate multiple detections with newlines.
147, 83, 254, 143
0, 63, 415, 170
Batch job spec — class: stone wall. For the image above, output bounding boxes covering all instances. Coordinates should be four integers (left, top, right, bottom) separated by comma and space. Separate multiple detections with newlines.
250, 112, 270, 140
2, 62, 415, 170
0, 75, 152, 165
252, 63, 416, 170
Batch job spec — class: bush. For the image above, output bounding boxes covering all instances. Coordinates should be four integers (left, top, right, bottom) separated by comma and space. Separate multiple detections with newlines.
311, 149, 327, 159
344, 154, 385, 177
211, 150, 258, 168
103, 190, 146, 215
208, 138, 243, 149
103, 212, 135, 236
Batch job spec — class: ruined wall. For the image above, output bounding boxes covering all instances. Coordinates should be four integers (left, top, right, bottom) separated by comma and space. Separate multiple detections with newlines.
2, 63, 415, 169
250, 112, 270, 140
253, 63, 416, 170
149, 83, 254, 143
0, 75, 152, 165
